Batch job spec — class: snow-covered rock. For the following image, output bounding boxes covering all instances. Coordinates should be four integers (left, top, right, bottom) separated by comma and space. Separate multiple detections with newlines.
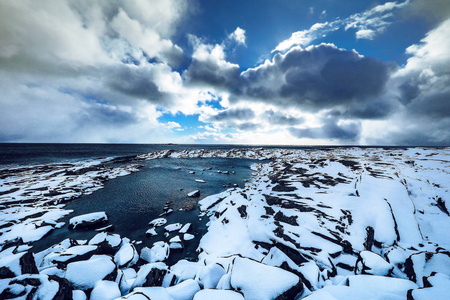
165, 223, 183, 232
230, 257, 303, 300
69, 212, 108, 230
188, 190, 200, 197
65, 255, 116, 289
90, 280, 121, 300
166, 279, 200, 300
355, 250, 393, 276
115, 243, 139, 268
149, 218, 167, 227
140, 242, 170, 264
193, 289, 245, 300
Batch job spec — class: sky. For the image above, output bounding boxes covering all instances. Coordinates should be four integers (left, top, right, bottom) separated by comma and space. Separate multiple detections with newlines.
0, 0, 449, 145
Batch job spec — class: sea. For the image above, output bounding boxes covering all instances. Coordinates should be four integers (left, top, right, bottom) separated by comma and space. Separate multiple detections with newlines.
0, 144, 272, 263
0, 143, 416, 262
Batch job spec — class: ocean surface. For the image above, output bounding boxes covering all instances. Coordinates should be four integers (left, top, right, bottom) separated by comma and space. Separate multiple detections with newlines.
0, 144, 267, 262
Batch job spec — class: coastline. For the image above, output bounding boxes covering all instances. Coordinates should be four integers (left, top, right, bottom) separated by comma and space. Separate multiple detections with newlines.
0, 147, 449, 299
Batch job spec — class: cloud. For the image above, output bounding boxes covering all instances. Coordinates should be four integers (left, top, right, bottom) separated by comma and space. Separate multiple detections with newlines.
0, 0, 192, 143
229, 27, 246, 45
273, 1, 410, 52
183, 36, 241, 90
367, 18, 450, 145
204, 108, 255, 122
289, 119, 362, 141
266, 110, 304, 126
240, 44, 391, 115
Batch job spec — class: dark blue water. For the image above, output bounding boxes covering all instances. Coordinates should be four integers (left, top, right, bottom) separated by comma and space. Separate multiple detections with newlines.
0, 143, 262, 168
30, 156, 262, 264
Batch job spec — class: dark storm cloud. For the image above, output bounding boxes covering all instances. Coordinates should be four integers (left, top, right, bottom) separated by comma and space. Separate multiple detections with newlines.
206, 108, 255, 122
187, 44, 392, 119
289, 118, 361, 141
265, 110, 304, 126
242, 45, 390, 111
184, 58, 241, 90
105, 65, 168, 104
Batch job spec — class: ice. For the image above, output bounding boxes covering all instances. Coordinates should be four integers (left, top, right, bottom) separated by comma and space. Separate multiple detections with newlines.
188, 190, 200, 197
146, 227, 157, 237
90, 280, 121, 300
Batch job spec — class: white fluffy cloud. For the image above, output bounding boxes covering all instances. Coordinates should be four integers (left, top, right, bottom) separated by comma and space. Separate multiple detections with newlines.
274, 1, 410, 52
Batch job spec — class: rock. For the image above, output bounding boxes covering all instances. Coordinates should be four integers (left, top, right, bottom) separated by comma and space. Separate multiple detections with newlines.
114, 243, 139, 268
0, 251, 38, 279
68, 212, 108, 230
65, 255, 117, 290
195, 179, 206, 183
165, 223, 183, 232
131, 263, 171, 288
355, 251, 393, 276
166, 279, 200, 300
90, 280, 121, 300
230, 257, 303, 300
193, 289, 245, 300
196, 263, 226, 289
141, 242, 170, 263
188, 190, 200, 197
179, 223, 191, 234
149, 218, 167, 227
404, 252, 450, 286
146, 227, 158, 237
184, 234, 195, 241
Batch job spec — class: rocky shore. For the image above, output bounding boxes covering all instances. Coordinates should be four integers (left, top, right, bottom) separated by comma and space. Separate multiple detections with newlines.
0, 147, 449, 299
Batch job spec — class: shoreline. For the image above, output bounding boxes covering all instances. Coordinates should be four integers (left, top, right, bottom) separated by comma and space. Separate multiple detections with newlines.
0, 147, 449, 299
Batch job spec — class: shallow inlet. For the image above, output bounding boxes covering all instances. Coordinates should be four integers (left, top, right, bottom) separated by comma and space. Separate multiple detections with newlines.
31, 157, 263, 264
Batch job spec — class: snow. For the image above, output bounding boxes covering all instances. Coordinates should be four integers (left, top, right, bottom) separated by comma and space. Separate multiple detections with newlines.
149, 217, 167, 227
188, 190, 200, 197
69, 212, 108, 229
89, 232, 121, 248
65, 255, 116, 289
183, 233, 195, 241
196, 263, 226, 289
1, 147, 449, 300
114, 243, 138, 268
179, 223, 191, 234
230, 257, 300, 300
193, 289, 245, 300
90, 280, 121, 300
165, 223, 183, 232
166, 279, 200, 300
146, 227, 157, 237
140, 242, 169, 263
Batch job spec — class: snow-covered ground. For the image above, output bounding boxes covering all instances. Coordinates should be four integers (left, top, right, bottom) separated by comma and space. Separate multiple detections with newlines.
0, 147, 449, 299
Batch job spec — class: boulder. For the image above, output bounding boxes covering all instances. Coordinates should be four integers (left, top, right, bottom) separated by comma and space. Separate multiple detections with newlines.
115, 243, 139, 268
68, 212, 108, 230
193, 289, 244, 300
65, 255, 117, 290
141, 242, 170, 264
355, 250, 393, 276
230, 257, 303, 300
188, 190, 200, 197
